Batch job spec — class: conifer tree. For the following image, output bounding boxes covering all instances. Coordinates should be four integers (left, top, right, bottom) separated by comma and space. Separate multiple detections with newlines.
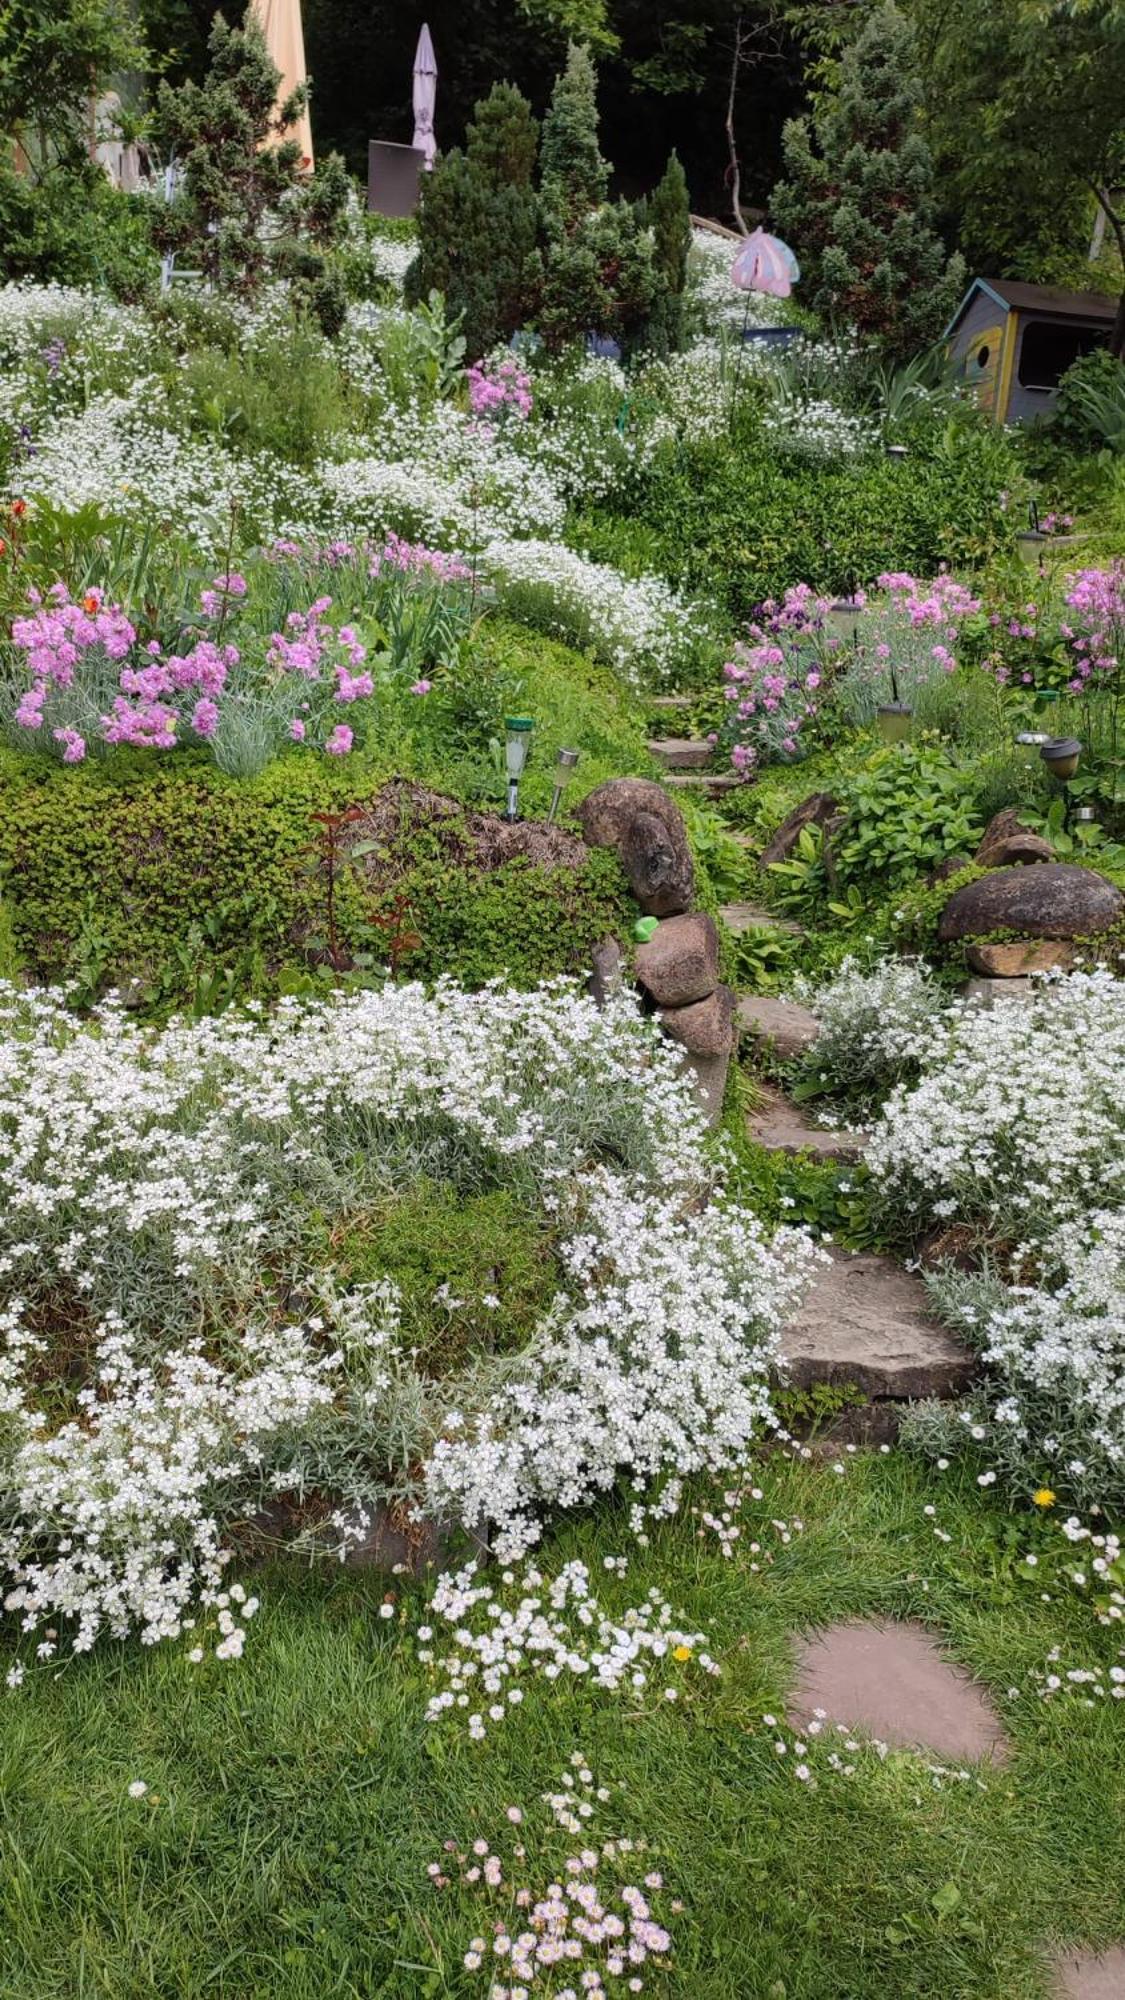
641, 149, 691, 352
406, 82, 541, 355
537, 44, 654, 352
770, 1, 964, 358
154, 9, 349, 331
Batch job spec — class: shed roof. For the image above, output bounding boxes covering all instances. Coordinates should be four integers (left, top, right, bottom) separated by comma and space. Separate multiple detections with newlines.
949, 276, 1118, 333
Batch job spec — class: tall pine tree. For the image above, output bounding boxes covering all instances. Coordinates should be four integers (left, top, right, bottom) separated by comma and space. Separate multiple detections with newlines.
537, 43, 654, 352
406, 81, 542, 356
770, 1, 964, 358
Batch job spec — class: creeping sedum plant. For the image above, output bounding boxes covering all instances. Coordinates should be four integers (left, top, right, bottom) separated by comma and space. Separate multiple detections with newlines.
0, 981, 812, 1659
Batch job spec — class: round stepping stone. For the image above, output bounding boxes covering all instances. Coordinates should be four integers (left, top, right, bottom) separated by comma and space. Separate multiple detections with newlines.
781, 1246, 975, 1400
1054, 1948, 1125, 1999
790, 1620, 1009, 1764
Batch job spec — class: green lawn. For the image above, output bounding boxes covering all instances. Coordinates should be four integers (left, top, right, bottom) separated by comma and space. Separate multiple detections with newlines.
3, 1451, 1123, 1999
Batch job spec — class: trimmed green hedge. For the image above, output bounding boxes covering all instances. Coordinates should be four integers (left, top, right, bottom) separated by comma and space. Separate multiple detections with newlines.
0, 750, 634, 1007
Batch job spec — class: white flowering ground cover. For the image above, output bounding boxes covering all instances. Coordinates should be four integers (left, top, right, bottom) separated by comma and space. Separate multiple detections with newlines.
798, 962, 1125, 1507
0, 977, 812, 1662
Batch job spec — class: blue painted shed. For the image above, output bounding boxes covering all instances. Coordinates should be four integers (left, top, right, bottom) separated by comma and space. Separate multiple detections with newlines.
945, 277, 1117, 423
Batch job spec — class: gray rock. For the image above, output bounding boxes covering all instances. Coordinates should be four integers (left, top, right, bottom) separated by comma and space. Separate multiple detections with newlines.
1054, 1947, 1125, 2000
748, 1084, 866, 1161
738, 994, 821, 1059
634, 912, 720, 1007
658, 983, 735, 1058
588, 936, 624, 1007
780, 1246, 976, 1400
975, 807, 1053, 869
965, 939, 1073, 976
577, 777, 688, 853
646, 737, 712, 771
759, 791, 839, 871
938, 862, 1123, 942
620, 810, 694, 916
963, 974, 1034, 1007
680, 1048, 730, 1125
789, 1620, 1008, 1764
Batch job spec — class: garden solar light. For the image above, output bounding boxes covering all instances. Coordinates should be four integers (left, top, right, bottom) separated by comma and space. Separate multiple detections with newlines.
547, 747, 580, 825
884, 442, 909, 461
1040, 736, 1082, 781
1015, 729, 1052, 764
503, 716, 534, 821
876, 703, 912, 744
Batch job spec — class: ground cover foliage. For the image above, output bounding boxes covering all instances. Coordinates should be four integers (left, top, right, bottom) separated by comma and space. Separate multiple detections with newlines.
3, 14, 1125, 1993
4, 1451, 1125, 1998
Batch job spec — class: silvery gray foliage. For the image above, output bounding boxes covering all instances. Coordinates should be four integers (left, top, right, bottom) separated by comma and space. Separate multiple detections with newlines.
0, 979, 813, 1656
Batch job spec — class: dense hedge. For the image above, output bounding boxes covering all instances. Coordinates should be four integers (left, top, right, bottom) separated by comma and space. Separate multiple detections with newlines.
581, 420, 1020, 625
0, 750, 634, 1007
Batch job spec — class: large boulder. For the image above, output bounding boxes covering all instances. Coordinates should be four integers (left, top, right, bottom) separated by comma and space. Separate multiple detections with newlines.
620, 811, 694, 916
759, 792, 839, 871
577, 778, 695, 917
938, 863, 1123, 942
658, 983, 736, 1058
974, 808, 1053, 870
634, 912, 720, 1007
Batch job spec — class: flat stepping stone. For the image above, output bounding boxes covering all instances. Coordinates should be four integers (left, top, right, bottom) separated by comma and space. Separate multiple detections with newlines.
720, 902, 805, 938
647, 737, 713, 771
749, 1084, 866, 1161
790, 1620, 1009, 1764
738, 993, 819, 1055
663, 771, 742, 796
648, 693, 695, 711
781, 1246, 975, 1400
1054, 1948, 1125, 1999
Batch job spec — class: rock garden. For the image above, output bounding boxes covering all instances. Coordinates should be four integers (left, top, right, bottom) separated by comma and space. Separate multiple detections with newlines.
3, 4, 1125, 1996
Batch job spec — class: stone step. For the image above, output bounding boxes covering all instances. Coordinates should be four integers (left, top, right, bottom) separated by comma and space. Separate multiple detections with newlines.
648, 693, 695, 711
748, 1083, 865, 1160
720, 901, 805, 938
647, 737, 713, 771
663, 771, 742, 797
738, 995, 820, 1058
781, 1245, 976, 1403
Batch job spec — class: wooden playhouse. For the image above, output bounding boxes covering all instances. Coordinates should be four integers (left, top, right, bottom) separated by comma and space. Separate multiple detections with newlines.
946, 277, 1117, 423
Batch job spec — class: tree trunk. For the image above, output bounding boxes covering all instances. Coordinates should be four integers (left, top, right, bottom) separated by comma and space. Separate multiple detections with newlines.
1092, 185, 1125, 359
725, 17, 748, 236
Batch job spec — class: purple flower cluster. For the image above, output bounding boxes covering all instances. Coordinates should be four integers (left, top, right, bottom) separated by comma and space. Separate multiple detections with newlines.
1063, 563, 1125, 691
722, 584, 833, 773
467, 354, 534, 423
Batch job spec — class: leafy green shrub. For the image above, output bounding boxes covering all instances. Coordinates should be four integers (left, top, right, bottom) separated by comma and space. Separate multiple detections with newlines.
407, 82, 542, 355
1053, 347, 1125, 454
833, 742, 982, 892
0, 749, 634, 1006
0, 164, 158, 298
619, 420, 1017, 623
537, 45, 654, 352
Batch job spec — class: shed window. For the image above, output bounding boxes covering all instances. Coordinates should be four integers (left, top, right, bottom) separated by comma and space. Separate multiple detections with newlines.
1017, 320, 1106, 391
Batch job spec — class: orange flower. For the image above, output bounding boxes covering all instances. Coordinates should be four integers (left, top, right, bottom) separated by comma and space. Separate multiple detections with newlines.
83, 593, 99, 614
10, 499, 26, 518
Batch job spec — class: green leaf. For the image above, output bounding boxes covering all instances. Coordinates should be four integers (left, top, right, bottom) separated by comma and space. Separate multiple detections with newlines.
931, 1881, 961, 1919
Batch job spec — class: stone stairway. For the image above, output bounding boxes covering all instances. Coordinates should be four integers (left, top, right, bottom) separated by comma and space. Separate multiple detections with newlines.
781, 1246, 975, 1408
720, 901, 805, 939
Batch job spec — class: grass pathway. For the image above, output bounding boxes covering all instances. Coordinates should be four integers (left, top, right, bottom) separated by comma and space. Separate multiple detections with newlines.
3, 1452, 1124, 1998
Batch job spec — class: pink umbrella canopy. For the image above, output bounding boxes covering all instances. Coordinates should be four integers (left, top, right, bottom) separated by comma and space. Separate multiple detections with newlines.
731, 228, 799, 298
413, 24, 438, 169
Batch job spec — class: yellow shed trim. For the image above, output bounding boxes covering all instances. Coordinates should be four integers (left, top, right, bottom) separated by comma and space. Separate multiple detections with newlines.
994, 309, 1019, 424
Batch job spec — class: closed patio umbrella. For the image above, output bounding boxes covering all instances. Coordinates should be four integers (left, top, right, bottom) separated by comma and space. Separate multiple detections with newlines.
413, 24, 438, 168
252, 0, 314, 169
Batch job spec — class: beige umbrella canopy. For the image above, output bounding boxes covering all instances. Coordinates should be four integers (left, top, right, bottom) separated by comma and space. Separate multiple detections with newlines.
252, 0, 314, 169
